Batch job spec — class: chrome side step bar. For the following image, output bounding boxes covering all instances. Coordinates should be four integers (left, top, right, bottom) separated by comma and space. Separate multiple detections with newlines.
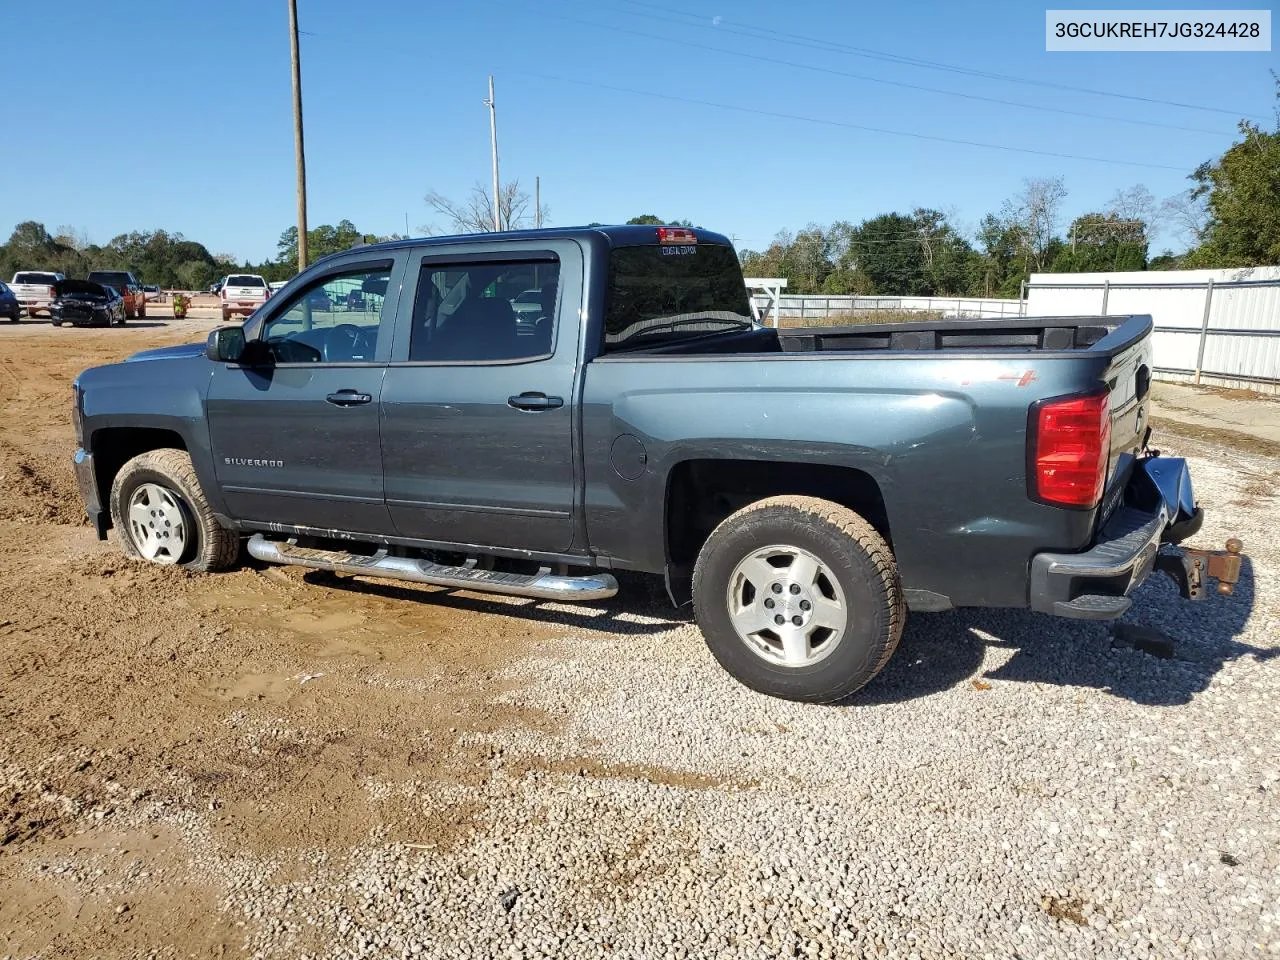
246, 534, 618, 601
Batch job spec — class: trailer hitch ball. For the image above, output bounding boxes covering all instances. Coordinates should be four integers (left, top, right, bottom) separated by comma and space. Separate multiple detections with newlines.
1226, 538, 1243, 555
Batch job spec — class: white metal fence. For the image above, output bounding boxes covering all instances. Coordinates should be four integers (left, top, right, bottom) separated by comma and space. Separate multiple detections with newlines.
748, 294, 1025, 323
1026, 267, 1280, 394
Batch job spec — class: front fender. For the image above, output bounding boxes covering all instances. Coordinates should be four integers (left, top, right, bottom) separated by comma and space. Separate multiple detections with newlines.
78, 354, 222, 517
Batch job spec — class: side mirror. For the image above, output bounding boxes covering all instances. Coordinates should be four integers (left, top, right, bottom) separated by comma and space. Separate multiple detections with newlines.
206, 326, 246, 363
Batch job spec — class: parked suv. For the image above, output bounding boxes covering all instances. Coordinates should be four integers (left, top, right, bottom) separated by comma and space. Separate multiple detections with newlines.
86, 271, 146, 319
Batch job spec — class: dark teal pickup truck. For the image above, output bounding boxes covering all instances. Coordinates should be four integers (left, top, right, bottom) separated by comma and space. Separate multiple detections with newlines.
71, 225, 1241, 702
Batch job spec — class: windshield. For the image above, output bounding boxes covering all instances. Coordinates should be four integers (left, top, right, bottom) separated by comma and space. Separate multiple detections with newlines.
603, 243, 754, 352
14, 272, 58, 285
88, 272, 131, 287
227, 275, 266, 287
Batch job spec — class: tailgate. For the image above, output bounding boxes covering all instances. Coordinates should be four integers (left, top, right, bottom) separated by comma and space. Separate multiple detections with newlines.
225, 285, 267, 301
1095, 323, 1154, 525
12, 283, 54, 299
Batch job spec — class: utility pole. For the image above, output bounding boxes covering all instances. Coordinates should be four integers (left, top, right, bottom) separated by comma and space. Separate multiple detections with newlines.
287, 0, 308, 271
535, 176, 541, 229
484, 75, 501, 232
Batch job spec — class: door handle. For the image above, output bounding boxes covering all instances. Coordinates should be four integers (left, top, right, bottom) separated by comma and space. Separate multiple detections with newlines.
507, 392, 564, 412
326, 390, 373, 407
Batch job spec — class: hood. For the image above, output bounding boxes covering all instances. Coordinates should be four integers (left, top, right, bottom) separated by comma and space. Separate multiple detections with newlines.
55, 279, 112, 299
126, 343, 206, 363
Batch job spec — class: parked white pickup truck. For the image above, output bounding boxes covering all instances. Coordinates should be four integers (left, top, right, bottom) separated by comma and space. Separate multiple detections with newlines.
9, 271, 65, 317
219, 274, 271, 322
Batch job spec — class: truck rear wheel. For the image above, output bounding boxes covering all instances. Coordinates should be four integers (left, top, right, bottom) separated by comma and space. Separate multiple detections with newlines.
692, 495, 905, 703
108, 449, 239, 572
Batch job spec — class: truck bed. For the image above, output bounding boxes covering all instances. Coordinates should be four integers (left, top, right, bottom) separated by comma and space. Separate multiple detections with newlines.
626, 315, 1149, 360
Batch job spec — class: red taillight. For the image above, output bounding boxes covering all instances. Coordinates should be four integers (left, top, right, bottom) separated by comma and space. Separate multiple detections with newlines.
1029, 392, 1111, 508
220, 288, 226, 300
47, 286, 56, 297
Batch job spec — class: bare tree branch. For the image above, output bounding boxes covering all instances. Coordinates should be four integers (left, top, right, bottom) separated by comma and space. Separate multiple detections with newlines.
422, 180, 549, 235
1159, 189, 1210, 246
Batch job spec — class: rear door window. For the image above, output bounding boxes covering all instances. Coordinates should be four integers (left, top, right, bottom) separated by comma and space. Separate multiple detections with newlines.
409, 259, 559, 362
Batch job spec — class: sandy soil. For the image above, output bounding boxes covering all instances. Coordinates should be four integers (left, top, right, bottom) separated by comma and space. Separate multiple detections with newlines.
0, 317, 674, 958
1, 315, 1274, 958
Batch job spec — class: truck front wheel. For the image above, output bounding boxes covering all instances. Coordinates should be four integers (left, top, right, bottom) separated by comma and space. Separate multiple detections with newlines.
108, 449, 239, 572
692, 495, 905, 703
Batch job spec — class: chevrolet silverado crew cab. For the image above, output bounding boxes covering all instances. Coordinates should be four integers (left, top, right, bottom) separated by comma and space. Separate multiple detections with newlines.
70, 225, 1242, 702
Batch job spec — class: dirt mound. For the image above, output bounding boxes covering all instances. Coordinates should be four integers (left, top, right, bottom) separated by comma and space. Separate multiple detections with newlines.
0, 439, 85, 525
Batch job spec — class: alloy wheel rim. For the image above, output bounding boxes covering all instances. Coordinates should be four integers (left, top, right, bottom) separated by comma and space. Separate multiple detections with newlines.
127, 483, 188, 564
725, 544, 848, 667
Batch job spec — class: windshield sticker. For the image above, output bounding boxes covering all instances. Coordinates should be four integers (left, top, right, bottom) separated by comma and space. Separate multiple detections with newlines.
661, 246, 698, 256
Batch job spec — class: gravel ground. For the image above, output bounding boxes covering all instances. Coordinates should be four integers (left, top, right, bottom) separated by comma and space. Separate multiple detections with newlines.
2, 322, 1277, 959
13, 439, 1276, 960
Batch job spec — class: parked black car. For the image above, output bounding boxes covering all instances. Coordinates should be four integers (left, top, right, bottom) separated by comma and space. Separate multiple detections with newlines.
51, 280, 126, 327
86, 270, 146, 319
0, 281, 20, 322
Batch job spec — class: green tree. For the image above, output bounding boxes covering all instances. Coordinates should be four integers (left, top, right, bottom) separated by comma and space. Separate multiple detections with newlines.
1185, 115, 1280, 266
624, 215, 694, 227
973, 214, 1024, 298
846, 213, 926, 295
1050, 212, 1148, 273
273, 220, 391, 276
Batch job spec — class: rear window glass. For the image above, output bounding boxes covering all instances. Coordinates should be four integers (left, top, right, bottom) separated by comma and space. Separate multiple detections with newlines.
604, 243, 754, 352
410, 259, 559, 363
88, 272, 131, 285
14, 272, 58, 284
227, 275, 266, 287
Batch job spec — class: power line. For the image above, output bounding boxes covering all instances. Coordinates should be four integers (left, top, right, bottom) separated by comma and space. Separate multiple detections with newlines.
587, 0, 1268, 121
295, 29, 1194, 171
526, 6, 1228, 136
504, 68, 1190, 171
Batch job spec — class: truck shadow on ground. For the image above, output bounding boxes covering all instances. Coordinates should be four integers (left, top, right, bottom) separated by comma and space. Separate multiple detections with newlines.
300, 568, 686, 637
857, 557, 1270, 708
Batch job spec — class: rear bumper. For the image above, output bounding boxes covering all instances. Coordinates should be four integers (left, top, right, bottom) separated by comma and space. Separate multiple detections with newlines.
222, 301, 265, 315
73, 448, 108, 539
1030, 456, 1239, 620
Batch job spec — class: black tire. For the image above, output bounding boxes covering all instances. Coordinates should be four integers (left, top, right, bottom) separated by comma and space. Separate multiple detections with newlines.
138, 303, 146, 318
692, 495, 905, 703
50, 319, 62, 327
108, 448, 240, 572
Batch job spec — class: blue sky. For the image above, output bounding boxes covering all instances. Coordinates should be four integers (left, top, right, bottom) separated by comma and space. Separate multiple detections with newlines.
2, 0, 1274, 262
